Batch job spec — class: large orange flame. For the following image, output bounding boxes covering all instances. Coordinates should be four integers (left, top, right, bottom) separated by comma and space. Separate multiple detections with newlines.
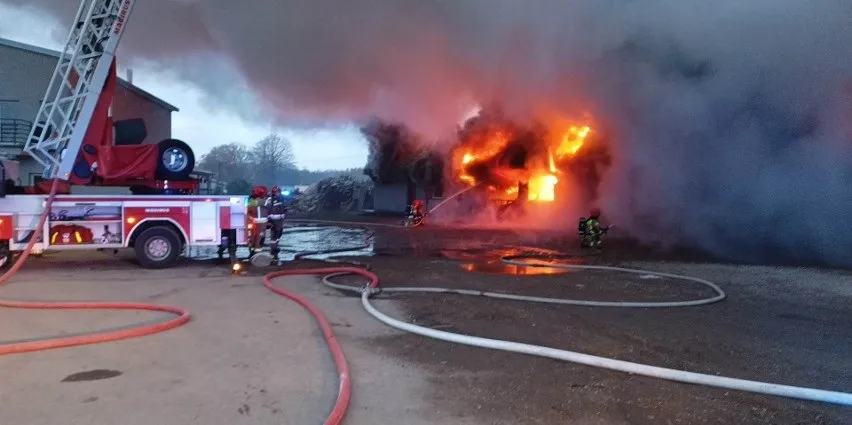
452, 118, 593, 203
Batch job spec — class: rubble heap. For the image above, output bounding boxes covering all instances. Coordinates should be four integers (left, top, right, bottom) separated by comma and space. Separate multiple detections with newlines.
289, 175, 370, 213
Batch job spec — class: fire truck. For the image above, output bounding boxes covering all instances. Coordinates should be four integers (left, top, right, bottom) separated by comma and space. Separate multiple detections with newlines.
0, 194, 248, 269
0, 0, 250, 269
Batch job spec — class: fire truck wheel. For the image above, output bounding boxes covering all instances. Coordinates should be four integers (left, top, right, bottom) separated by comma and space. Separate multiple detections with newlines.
134, 226, 182, 269
155, 139, 196, 180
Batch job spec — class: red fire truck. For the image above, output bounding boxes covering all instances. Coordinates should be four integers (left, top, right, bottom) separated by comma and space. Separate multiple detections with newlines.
0, 0, 252, 269
0, 194, 248, 269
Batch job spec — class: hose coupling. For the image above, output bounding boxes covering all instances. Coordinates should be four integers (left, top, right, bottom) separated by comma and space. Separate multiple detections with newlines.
362, 285, 382, 297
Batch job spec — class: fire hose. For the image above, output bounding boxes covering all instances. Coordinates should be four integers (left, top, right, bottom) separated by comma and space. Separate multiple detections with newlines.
0, 180, 190, 355
263, 222, 852, 425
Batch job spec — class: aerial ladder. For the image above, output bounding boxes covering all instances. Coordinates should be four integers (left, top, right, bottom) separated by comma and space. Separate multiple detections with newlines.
16, 0, 196, 196
0, 0, 244, 270
23, 0, 136, 181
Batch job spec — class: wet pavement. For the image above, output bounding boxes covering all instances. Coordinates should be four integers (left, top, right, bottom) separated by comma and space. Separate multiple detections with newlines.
263, 219, 852, 425
5, 217, 849, 425
185, 225, 375, 262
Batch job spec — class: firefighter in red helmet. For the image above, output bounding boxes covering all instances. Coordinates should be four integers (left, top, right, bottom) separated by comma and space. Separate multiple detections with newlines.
265, 185, 288, 260
247, 185, 268, 254
403, 199, 425, 226
578, 207, 610, 249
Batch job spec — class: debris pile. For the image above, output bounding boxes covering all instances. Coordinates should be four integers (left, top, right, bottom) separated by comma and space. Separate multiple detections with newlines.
289, 175, 371, 213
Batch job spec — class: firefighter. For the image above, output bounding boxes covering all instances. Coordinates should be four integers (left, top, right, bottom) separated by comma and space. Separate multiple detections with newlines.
265, 185, 288, 259
247, 185, 269, 255
404, 199, 425, 226
579, 207, 609, 249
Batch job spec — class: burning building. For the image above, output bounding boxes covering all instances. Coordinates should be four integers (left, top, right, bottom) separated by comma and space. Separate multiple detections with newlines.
361, 107, 611, 222
446, 107, 612, 222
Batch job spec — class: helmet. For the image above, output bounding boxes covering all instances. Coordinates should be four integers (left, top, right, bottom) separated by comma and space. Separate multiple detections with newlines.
589, 207, 601, 218
271, 185, 281, 194
412, 200, 424, 208
252, 186, 268, 198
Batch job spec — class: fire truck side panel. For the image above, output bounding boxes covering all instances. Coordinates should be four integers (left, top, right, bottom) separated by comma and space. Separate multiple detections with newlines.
1, 195, 48, 253
0, 214, 14, 240
227, 199, 248, 245
0, 195, 248, 256
189, 201, 218, 244
123, 203, 192, 247
219, 206, 231, 229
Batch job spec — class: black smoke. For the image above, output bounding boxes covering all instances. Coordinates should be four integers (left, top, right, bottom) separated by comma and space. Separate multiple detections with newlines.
4, 0, 851, 266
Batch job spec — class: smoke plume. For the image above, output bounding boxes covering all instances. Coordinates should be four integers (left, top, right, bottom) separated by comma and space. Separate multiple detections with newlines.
4, 0, 852, 266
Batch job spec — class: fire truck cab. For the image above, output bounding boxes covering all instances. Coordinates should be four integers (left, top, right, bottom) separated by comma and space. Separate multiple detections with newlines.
0, 193, 248, 269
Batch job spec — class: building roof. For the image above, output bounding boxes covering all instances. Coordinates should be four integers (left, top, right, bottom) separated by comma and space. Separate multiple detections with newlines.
0, 37, 179, 112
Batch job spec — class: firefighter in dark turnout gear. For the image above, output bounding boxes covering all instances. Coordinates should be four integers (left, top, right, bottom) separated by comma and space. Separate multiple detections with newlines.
265, 185, 288, 259
579, 207, 610, 249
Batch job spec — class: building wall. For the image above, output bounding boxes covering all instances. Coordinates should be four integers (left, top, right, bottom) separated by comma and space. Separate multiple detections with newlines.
371, 182, 432, 213
112, 82, 172, 145
0, 42, 174, 184
0, 44, 58, 123
372, 183, 409, 213
17, 158, 42, 187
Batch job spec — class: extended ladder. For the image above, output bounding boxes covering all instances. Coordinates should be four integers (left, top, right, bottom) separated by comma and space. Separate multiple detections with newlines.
22, 0, 136, 180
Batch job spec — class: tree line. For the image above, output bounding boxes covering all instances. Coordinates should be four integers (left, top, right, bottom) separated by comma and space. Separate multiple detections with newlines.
198, 134, 365, 195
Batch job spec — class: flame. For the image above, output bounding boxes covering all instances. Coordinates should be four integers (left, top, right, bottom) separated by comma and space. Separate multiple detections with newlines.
528, 173, 559, 202
555, 125, 591, 158
452, 115, 593, 204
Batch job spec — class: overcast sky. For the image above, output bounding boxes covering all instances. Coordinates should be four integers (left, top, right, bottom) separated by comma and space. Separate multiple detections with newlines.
0, 3, 368, 171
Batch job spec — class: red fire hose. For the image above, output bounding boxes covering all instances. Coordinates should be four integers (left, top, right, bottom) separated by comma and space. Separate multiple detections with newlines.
262, 266, 380, 425
0, 180, 190, 355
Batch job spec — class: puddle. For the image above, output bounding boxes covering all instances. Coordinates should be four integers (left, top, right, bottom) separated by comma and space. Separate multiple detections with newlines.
439, 246, 564, 262
441, 247, 587, 275
459, 262, 569, 275
187, 225, 374, 261
280, 226, 374, 260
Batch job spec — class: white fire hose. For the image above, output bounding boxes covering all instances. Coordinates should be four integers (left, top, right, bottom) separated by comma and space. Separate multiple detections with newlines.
316, 256, 852, 406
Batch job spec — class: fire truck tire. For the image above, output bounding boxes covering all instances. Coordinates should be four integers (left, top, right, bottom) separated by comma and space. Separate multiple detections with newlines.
155, 139, 196, 180
134, 226, 182, 269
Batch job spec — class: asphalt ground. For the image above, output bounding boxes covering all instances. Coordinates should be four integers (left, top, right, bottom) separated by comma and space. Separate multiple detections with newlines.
0, 218, 849, 424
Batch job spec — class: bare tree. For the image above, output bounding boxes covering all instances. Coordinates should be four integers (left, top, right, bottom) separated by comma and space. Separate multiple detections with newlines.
198, 143, 252, 183
250, 134, 296, 185
202, 135, 367, 188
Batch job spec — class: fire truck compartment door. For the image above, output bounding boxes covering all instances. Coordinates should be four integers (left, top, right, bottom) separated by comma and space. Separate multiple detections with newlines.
190, 202, 217, 243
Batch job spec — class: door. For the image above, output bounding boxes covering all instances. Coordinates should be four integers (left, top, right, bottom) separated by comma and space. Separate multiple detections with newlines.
190, 201, 217, 243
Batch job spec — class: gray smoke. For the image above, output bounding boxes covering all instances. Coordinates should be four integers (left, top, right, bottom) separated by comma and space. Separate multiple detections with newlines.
4, 0, 852, 266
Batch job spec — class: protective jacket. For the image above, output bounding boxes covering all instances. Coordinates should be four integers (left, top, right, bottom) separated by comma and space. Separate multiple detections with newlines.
583, 218, 601, 235
266, 195, 287, 220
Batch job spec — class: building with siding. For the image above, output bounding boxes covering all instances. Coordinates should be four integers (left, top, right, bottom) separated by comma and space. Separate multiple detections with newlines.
0, 37, 179, 185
